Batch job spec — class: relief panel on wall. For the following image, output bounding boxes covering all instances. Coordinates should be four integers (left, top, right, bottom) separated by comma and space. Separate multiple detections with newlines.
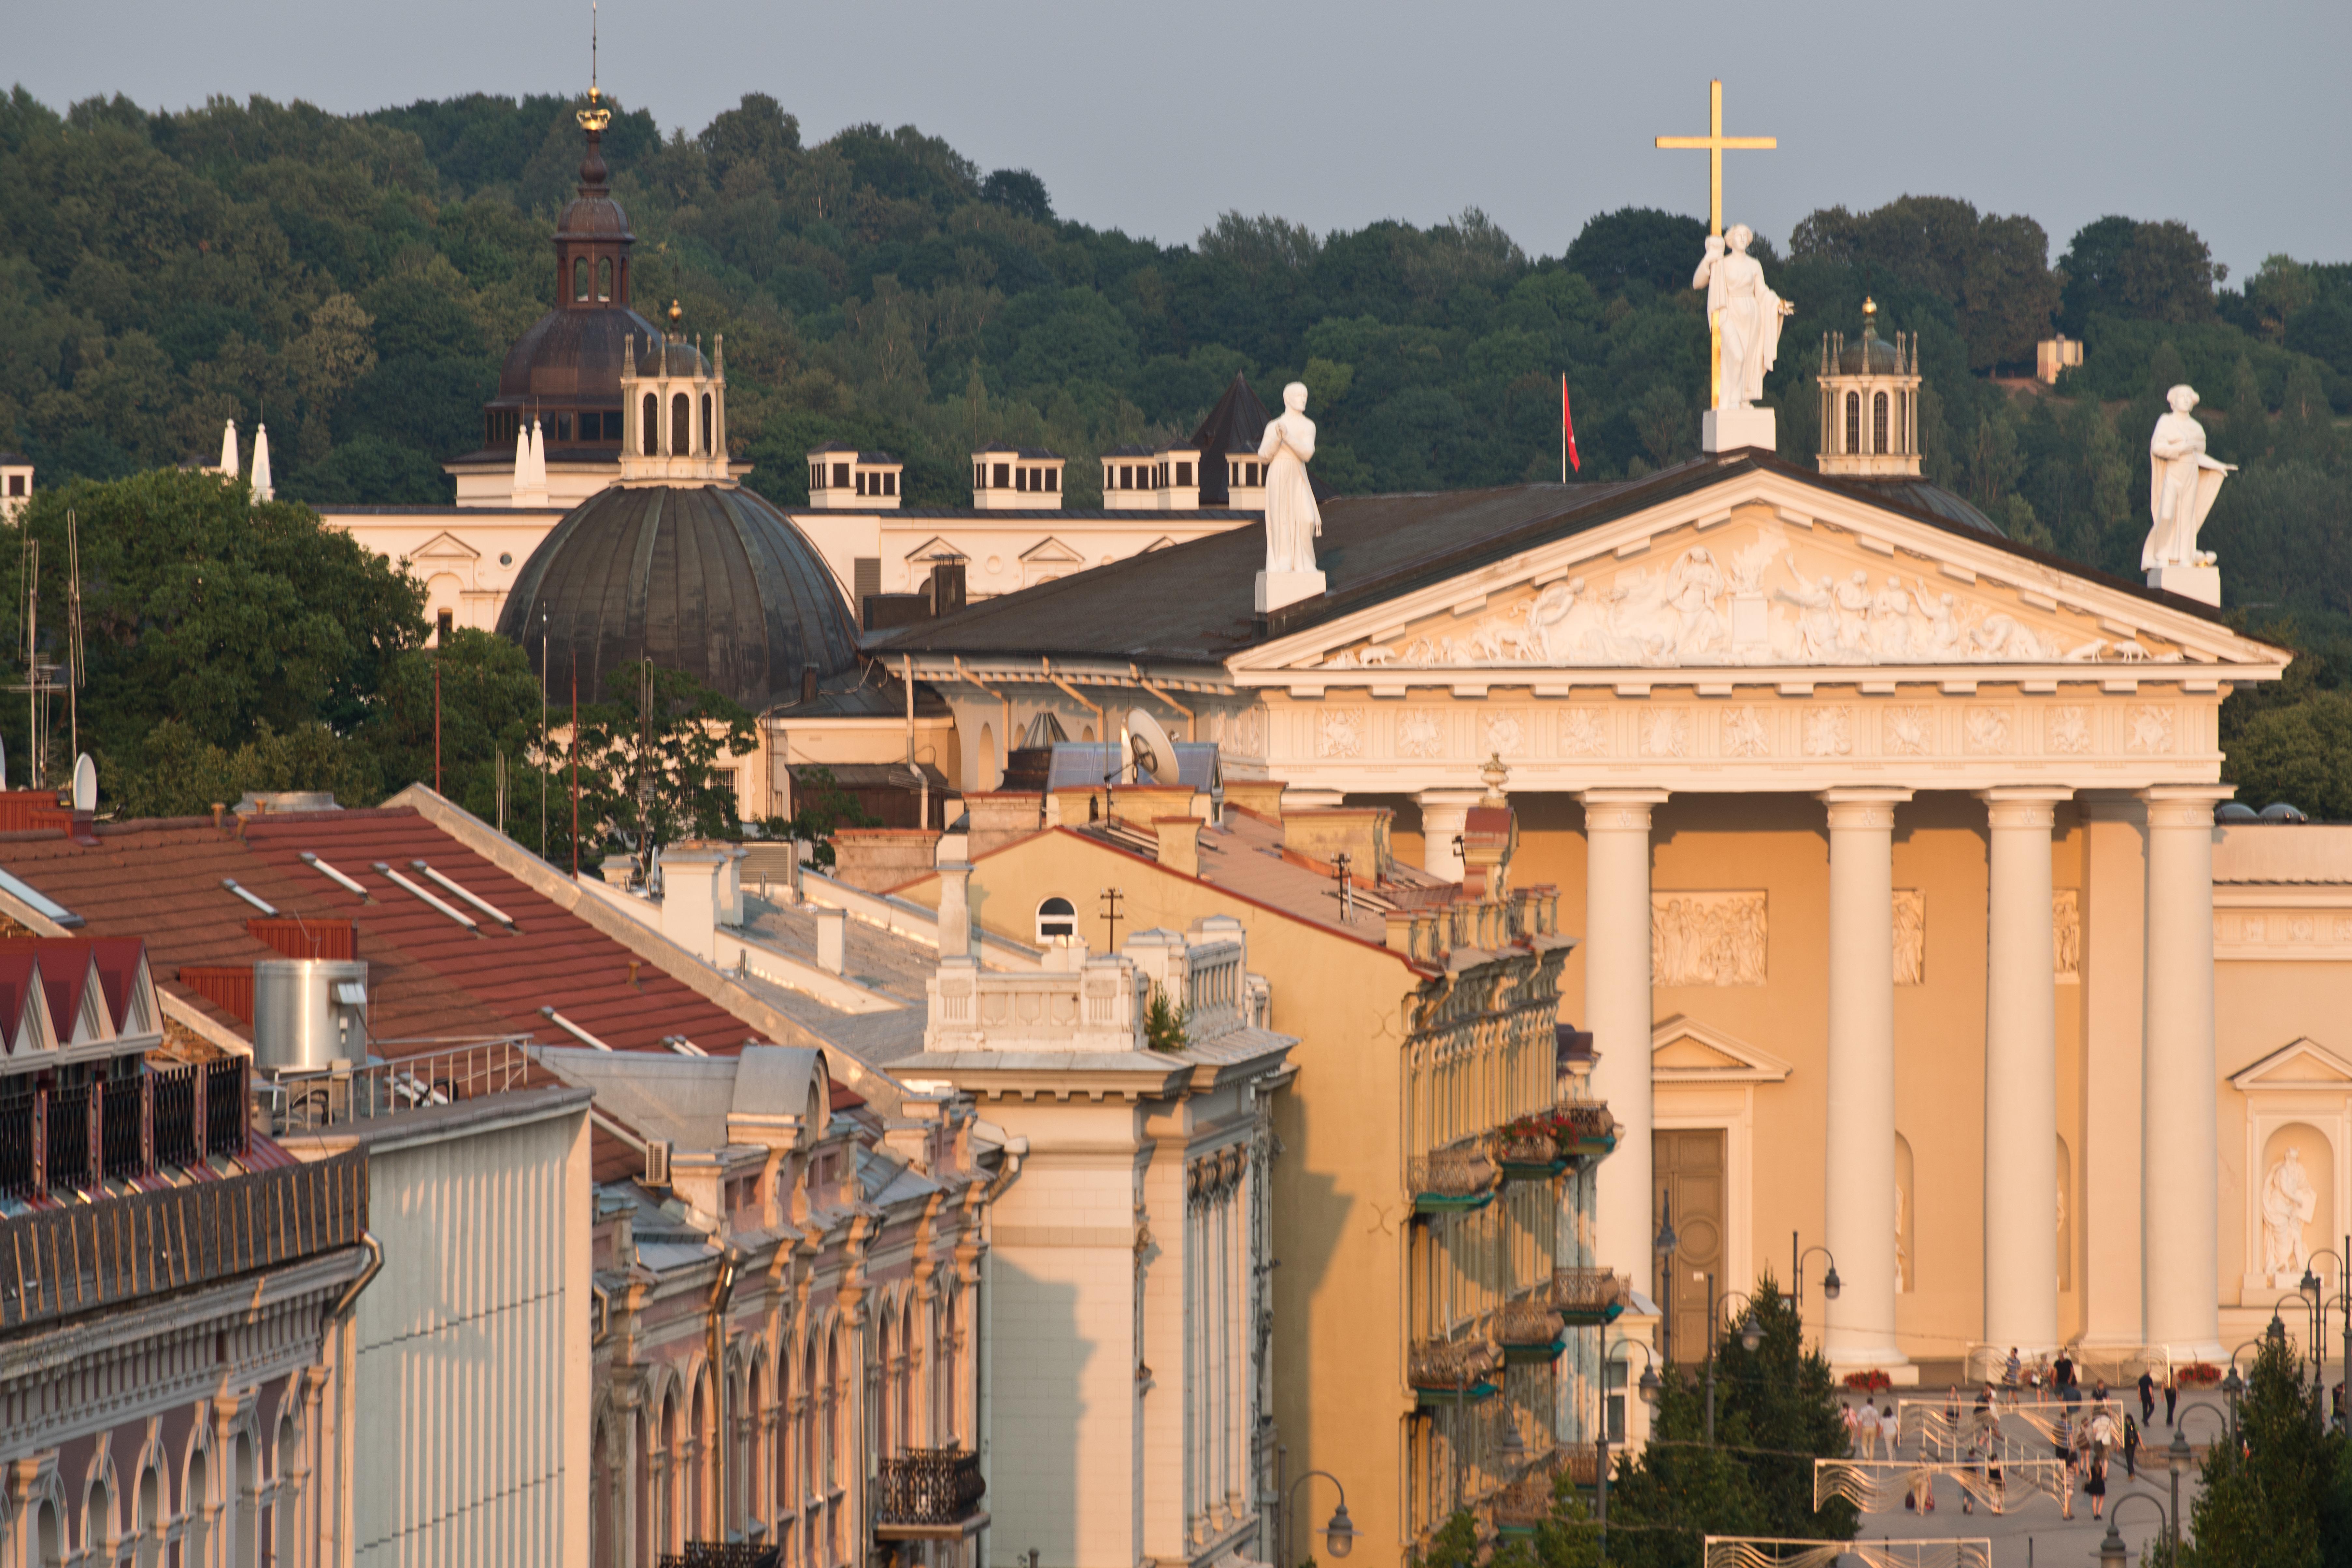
1653, 892, 1767, 987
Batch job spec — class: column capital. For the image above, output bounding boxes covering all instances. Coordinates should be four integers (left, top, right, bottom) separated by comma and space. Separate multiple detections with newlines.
2141, 783, 2234, 830
1979, 786, 2072, 829
1578, 789, 1668, 832
1818, 788, 1911, 830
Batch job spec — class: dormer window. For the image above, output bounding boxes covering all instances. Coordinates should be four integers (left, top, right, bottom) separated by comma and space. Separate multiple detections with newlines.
1037, 896, 1077, 944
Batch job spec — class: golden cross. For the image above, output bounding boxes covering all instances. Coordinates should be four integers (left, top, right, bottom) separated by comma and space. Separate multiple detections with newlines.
1656, 79, 1776, 406
1654, 78, 1777, 236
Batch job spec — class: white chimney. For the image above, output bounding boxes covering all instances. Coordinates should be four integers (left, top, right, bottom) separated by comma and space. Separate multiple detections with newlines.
250, 423, 273, 501
813, 906, 847, 975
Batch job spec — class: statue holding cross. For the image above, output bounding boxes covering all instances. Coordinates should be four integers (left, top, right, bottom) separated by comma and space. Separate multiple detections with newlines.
1657, 79, 1788, 450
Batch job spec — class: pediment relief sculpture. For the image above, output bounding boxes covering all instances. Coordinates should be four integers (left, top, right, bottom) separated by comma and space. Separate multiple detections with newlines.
1312, 522, 2189, 673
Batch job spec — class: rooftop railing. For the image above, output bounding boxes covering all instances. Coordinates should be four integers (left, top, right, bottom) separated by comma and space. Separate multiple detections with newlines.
0, 1146, 367, 1331
0, 1057, 249, 1201
256, 1038, 537, 1136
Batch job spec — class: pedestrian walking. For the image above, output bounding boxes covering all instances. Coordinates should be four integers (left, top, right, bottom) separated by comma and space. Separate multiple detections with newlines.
2005, 1346, 2022, 1398
1857, 1399, 1883, 1459
1944, 1385, 1962, 1459
2087, 1446, 2110, 1518
2138, 1369, 2156, 1424
2165, 1372, 2179, 1426
2054, 1408, 2076, 1520
2123, 1413, 2141, 1479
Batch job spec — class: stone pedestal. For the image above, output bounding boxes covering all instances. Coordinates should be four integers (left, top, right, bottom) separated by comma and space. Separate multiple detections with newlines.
1256, 569, 1326, 614
1702, 407, 1777, 455
2145, 564, 2220, 607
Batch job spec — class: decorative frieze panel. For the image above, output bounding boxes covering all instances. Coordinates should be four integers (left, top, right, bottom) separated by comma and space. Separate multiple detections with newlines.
1318, 707, 1365, 759
1640, 709, 1690, 759
1893, 890, 1925, 985
2216, 907, 2352, 962
1397, 708, 1447, 759
1483, 708, 1531, 757
1653, 892, 1767, 986
2054, 889, 2080, 981
1559, 708, 1609, 758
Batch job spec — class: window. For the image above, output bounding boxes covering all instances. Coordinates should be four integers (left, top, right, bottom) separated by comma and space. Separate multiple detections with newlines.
993, 463, 1010, 489
1176, 461, 1192, 487
556, 412, 573, 442
1044, 468, 1057, 492
574, 257, 590, 302
1036, 896, 1077, 944
436, 609, 454, 642
1014, 466, 1027, 493
832, 463, 850, 489
1844, 391, 1861, 454
1119, 465, 1134, 490
6, 476, 21, 496
597, 256, 613, 302
973, 462, 985, 490
855, 471, 867, 496
1873, 391, 1889, 454
700, 392, 713, 455
882, 472, 895, 496
643, 393, 660, 455
498, 552, 513, 567
671, 392, 691, 456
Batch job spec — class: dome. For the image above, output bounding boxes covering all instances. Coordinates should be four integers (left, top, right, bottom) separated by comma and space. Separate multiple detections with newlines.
497, 306, 661, 403
1834, 330, 1904, 376
496, 483, 863, 713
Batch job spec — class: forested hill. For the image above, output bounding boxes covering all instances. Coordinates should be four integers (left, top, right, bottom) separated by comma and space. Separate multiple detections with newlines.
1, 85, 2348, 632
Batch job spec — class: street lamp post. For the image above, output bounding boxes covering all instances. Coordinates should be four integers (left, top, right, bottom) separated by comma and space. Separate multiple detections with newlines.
1786, 1233, 1842, 1335
2223, 1339, 2267, 1439
1598, 1338, 1661, 1561
2302, 1243, 2350, 1428
2098, 1492, 2171, 1567
1281, 1469, 1355, 1568
2168, 1403, 2228, 1557
1656, 1199, 1678, 1368
1705, 1287, 1766, 1448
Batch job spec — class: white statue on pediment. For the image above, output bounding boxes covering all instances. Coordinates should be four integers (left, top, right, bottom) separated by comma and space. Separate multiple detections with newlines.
1262, 383, 1321, 574
1693, 224, 1793, 411
2144, 385, 2232, 572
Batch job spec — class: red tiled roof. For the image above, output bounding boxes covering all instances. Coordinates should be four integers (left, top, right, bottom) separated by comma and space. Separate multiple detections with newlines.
0, 808, 770, 1063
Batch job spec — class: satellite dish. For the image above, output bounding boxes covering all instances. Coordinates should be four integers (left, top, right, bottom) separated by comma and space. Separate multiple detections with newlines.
71, 753, 95, 812
1126, 707, 1180, 785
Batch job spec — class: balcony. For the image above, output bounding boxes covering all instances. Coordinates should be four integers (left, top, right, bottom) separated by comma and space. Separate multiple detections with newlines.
1559, 1103, 1618, 1158
1552, 1267, 1629, 1327
1496, 1297, 1565, 1361
0, 1146, 367, 1331
1493, 1468, 1557, 1537
1555, 1442, 1604, 1490
1495, 1128, 1566, 1181
1408, 1146, 1498, 1213
873, 1447, 988, 1539
658, 1549, 782, 1568
0, 1057, 250, 1201
1408, 1335, 1502, 1403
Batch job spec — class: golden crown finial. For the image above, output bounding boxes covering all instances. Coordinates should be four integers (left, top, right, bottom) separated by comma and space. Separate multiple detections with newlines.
668, 299, 683, 327
1862, 296, 1877, 317
576, 1, 610, 130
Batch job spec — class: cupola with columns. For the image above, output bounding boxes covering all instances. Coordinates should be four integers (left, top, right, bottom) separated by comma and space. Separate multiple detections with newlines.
618, 302, 731, 485
1816, 299, 1921, 478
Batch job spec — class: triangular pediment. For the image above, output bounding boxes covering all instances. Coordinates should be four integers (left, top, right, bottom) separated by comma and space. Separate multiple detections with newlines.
1239, 467, 2279, 680
902, 536, 959, 564
2231, 1036, 2352, 1091
1652, 1014, 1792, 1083
412, 531, 480, 561
1020, 536, 1084, 564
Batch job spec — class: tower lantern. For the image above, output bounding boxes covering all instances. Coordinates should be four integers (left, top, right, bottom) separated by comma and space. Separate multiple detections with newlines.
1817, 299, 1922, 478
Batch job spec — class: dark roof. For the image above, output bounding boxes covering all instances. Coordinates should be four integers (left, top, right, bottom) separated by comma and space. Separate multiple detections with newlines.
493, 304, 663, 406
808, 443, 899, 462
975, 447, 1062, 460
0, 452, 32, 466
874, 449, 2237, 663
496, 482, 863, 712
1841, 476, 2001, 535
1190, 376, 1272, 504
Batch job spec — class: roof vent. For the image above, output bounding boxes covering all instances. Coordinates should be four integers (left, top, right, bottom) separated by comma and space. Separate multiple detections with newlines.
644, 1138, 672, 1188
252, 958, 369, 1073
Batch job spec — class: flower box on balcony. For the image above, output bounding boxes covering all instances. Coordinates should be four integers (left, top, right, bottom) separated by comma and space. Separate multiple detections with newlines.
1496, 1130, 1568, 1182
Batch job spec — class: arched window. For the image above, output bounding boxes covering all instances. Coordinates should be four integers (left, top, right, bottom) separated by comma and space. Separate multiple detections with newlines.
597, 257, 613, 302
658, 1389, 679, 1554
235, 1435, 258, 1568
1036, 897, 1077, 945
745, 1361, 765, 1534
136, 1466, 162, 1568
1873, 391, 1889, 454
574, 257, 590, 303
184, 1450, 212, 1568
876, 1312, 894, 1459
901, 1297, 920, 1449
275, 1418, 300, 1563
1899, 391, 1910, 452
672, 392, 691, 457
642, 393, 660, 456
701, 392, 714, 455
1844, 391, 1861, 454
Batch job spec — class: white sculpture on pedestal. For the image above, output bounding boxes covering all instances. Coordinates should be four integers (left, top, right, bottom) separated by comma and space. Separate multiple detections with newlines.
2142, 385, 2232, 606
1255, 381, 1326, 614
1693, 224, 1792, 454
2262, 1145, 2317, 1282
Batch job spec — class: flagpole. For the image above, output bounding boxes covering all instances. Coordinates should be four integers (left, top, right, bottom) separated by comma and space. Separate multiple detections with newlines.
1561, 374, 1568, 483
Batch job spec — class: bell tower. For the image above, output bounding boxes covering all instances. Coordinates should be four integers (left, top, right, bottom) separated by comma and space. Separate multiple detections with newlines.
557, 87, 633, 316
1817, 299, 1922, 478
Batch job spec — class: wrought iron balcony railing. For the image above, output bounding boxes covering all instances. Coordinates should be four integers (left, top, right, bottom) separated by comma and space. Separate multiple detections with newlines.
873, 1447, 986, 1535
0, 1057, 250, 1201
1496, 1297, 1564, 1349
1408, 1145, 1498, 1207
1552, 1267, 1629, 1325
1407, 1335, 1502, 1394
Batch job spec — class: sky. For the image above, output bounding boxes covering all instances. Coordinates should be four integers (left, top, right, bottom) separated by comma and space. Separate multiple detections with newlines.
13, 0, 2348, 280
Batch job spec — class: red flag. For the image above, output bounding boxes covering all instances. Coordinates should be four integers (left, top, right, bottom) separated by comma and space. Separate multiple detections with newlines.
1561, 374, 1581, 475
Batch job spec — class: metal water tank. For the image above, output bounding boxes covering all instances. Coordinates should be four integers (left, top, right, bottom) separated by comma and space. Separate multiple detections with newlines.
252, 959, 369, 1072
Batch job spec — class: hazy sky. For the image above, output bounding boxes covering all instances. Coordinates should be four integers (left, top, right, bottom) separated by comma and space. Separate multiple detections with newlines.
15, 0, 2345, 280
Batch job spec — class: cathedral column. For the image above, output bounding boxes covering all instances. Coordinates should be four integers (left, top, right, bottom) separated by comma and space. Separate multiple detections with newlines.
1819, 789, 1913, 1372
1415, 789, 1483, 882
2143, 785, 2232, 1360
1980, 788, 2071, 1354
1579, 789, 1668, 1295
2078, 796, 2148, 1350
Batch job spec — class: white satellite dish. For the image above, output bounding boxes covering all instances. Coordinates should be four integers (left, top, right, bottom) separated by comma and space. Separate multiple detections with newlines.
71, 753, 95, 812
1125, 707, 1180, 785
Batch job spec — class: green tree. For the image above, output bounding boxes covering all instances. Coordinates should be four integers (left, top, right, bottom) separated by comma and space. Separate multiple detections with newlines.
2182, 1332, 2352, 1567
568, 660, 758, 879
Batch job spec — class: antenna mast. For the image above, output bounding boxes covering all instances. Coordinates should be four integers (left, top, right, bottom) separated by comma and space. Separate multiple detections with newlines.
65, 510, 84, 763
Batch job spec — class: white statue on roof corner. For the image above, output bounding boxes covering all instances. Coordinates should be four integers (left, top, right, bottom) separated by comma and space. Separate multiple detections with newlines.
2142, 384, 2232, 607
1255, 381, 1327, 615
1693, 223, 1792, 455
